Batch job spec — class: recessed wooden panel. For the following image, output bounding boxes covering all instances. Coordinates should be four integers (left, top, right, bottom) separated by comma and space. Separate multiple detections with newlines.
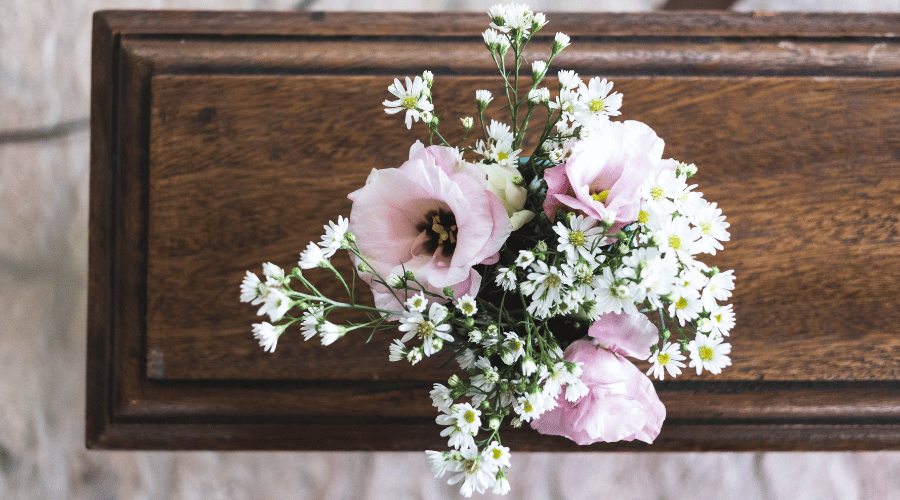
89, 10, 900, 450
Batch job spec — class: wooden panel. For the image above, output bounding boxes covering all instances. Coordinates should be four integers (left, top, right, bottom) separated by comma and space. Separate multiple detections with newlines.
88, 10, 900, 450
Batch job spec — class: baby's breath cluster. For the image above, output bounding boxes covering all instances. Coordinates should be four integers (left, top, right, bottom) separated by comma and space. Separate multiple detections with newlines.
241, 3, 736, 497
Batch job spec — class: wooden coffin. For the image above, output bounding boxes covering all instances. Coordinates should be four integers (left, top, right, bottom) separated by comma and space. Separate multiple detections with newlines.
87, 10, 900, 450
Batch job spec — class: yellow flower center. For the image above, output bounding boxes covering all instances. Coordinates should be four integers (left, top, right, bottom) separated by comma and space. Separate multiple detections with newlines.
658, 353, 671, 365
416, 321, 435, 338
462, 302, 475, 314
715, 313, 722, 323
401, 96, 418, 110
700, 346, 714, 361
591, 190, 610, 204
498, 152, 508, 161
544, 274, 562, 288
701, 222, 712, 235
523, 401, 533, 413
589, 99, 605, 113
669, 235, 682, 250
638, 210, 649, 224
568, 231, 585, 247
464, 410, 476, 423
464, 458, 479, 473
675, 297, 688, 310
492, 449, 503, 460
650, 186, 664, 200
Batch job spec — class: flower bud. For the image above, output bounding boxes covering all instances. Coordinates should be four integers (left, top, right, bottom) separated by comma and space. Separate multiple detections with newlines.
404, 270, 416, 280
385, 274, 404, 288
552, 32, 570, 55
531, 60, 547, 83
448, 374, 462, 387
422, 70, 434, 88
461, 116, 474, 130
489, 417, 501, 430
443, 286, 455, 299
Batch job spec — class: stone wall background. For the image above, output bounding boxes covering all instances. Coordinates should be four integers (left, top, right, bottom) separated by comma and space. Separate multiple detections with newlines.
2, 0, 900, 498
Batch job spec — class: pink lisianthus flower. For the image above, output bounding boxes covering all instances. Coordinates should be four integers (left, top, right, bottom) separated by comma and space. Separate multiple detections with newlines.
531, 311, 665, 444
348, 141, 510, 315
542, 120, 679, 233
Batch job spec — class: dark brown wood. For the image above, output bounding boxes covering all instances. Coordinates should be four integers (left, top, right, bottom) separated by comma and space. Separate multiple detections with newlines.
88, 10, 900, 451
661, 0, 737, 10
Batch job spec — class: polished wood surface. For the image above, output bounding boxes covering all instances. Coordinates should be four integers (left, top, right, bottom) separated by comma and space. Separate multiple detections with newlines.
88, 10, 900, 450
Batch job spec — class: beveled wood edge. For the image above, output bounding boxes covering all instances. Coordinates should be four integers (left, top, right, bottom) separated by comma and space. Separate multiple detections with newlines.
87, 11, 900, 450
88, 421, 900, 451
94, 10, 900, 38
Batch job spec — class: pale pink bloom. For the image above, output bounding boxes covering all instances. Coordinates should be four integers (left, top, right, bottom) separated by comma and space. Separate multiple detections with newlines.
531, 312, 665, 444
349, 141, 510, 314
542, 120, 678, 235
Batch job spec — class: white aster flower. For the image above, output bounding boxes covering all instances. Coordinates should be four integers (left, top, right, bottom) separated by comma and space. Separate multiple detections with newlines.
470, 356, 500, 399
495, 267, 517, 291
257, 287, 290, 322
527, 87, 550, 104
592, 267, 638, 315
553, 214, 605, 264
299, 241, 328, 269
531, 12, 547, 32
709, 303, 736, 337
668, 288, 702, 326
252, 322, 283, 353
513, 392, 544, 422
437, 403, 480, 451
319, 321, 346, 346
398, 302, 453, 356
240, 271, 264, 303
531, 60, 547, 82
553, 32, 571, 53
688, 333, 732, 375
318, 215, 349, 255
430, 383, 455, 413
456, 294, 478, 317
456, 348, 476, 369
548, 87, 580, 121
383, 76, 434, 129
648, 342, 686, 380
406, 291, 428, 312
693, 201, 731, 255
482, 441, 511, 470
490, 3, 534, 35
574, 77, 622, 128
493, 474, 511, 495
475, 89, 494, 111
389, 338, 407, 362
520, 356, 538, 376
500, 332, 525, 365
557, 69, 580, 90
300, 305, 325, 340
426, 450, 454, 479
656, 215, 700, 256
407, 346, 424, 365
562, 261, 600, 301
526, 260, 572, 318
447, 446, 496, 498
701, 269, 735, 311
514, 250, 535, 268
641, 169, 685, 214
262, 262, 284, 281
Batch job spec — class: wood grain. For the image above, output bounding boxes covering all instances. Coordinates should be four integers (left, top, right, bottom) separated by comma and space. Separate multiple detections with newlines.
88, 11, 900, 451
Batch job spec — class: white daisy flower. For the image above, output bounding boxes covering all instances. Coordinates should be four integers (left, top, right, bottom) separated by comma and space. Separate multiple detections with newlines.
383, 76, 434, 129
655, 215, 700, 256
500, 332, 525, 365
692, 201, 731, 255
520, 356, 538, 376
407, 346, 424, 365
470, 356, 500, 398
430, 383, 455, 413
641, 169, 684, 214
490, 3, 534, 35
398, 302, 453, 356
553, 214, 605, 264
531, 60, 547, 82
556, 69, 580, 90
531, 12, 548, 32
257, 287, 290, 322
515, 250, 536, 268
240, 271, 264, 303
475, 89, 494, 111
456, 348, 476, 369
701, 269, 735, 311
389, 338, 407, 362
553, 32, 571, 53
252, 322, 283, 353
574, 77, 622, 128
513, 392, 544, 422
709, 303, 736, 337
548, 88, 580, 122
262, 262, 284, 281
447, 445, 496, 497
527, 87, 550, 104
668, 289, 702, 326
319, 321, 346, 346
592, 267, 638, 315
456, 294, 478, 317
482, 441, 511, 470
437, 403, 480, 451
298, 241, 328, 269
648, 342, 686, 380
563, 261, 600, 301
426, 450, 454, 479
318, 215, 349, 255
300, 305, 325, 340
493, 474, 511, 495
495, 267, 517, 291
406, 291, 428, 312
526, 261, 571, 318
688, 333, 732, 375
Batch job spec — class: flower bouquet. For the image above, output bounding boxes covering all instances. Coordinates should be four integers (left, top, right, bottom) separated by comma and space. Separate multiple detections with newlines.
240, 4, 734, 496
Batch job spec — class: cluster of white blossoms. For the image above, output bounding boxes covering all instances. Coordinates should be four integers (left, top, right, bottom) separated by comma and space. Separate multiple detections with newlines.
241, 3, 737, 497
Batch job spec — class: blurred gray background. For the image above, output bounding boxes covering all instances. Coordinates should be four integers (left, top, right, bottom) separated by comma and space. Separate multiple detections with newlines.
3, 0, 900, 498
